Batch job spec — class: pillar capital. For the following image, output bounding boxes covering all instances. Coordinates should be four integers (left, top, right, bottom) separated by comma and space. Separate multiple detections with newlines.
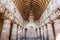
12, 20, 17, 24
56, 16, 60, 19
0, 13, 5, 20
4, 16, 10, 20
49, 21, 54, 24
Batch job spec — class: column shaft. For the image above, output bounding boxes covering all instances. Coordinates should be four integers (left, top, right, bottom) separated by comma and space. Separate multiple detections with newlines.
52, 22, 56, 40
9, 21, 13, 40
1, 20, 11, 40
11, 23, 17, 40
47, 23, 54, 40
46, 24, 49, 40
18, 26, 21, 40
37, 28, 40, 40
41, 27, 43, 40
0, 20, 3, 38
39, 28, 42, 40
22, 28, 25, 40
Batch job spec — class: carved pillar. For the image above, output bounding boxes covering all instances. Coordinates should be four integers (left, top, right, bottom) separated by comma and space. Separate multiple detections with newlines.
11, 23, 17, 40
42, 26, 44, 40
9, 21, 13, 40
0, 19, 4, 38
0, 13, 5, 38
25, 28, 27, 40
37, 28, 40, 40
22, 28, 25, 40
21, 28, 23, 40
50, 21, 56, 40
54, 19, 60, 40
41, 27, 44, 40
20, 27, 23, 40
35, 28, 38, 40
16, 25, 18, 40
47, 22, 55, 40
39, 28, 42, 40
43, 25, 48, 40
17, 26, 21, 40
46, 24, 49, 40
1, 20, 11, 40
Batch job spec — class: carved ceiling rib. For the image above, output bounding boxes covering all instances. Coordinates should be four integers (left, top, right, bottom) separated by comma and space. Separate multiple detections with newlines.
13, 0, 50, 21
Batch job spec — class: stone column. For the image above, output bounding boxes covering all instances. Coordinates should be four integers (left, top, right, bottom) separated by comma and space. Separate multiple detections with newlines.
42, 26, 44, 40
54, 19, 60, 40
11, 23, 17, 40
35, 28, 37, 40
9, 21, 13, 40
39, 28, 41, 40
43, 25, 47, 40
16, 25, 18, 40
25, 28, 27, 40
47, 23, 54, 40
22, 28, 25, 40
41, 27, 44, 40
0, 19, 4, 39
22, 28, 24, 40
20, 27, 23, 40
17, 26, 21, 40
49, 21, 56, 40
37, 28, 40, 40
46, 24, 49, 40
0, 20, 11, 40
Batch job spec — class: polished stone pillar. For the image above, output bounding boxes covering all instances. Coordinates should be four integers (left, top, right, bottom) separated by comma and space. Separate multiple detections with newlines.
42, 26, 44, 40
9, 21, 13, 40
37, 28, 40, 40
22, 27, 23, 40
20, 27, 23, 40
0, 20, 3, 39
39, 28, 42, 40
25, 28, 27, 40
41, 27, 44, 40
1, 20, 11, 40
47, 23, 54, 40
41, 25, 48, 40
44, 25, 48, 40
50, 21, 56, 40
46, 24, 49, 40
17, 26, 21, 40
22, 28, 25, 40
54, 19, 60, 38
11, 23, 17, 40
16, 25, 18, 40
35, 28, 37, 40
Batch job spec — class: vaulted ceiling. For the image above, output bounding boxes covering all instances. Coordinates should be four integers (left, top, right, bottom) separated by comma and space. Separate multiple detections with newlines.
13, 0, 50, 21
